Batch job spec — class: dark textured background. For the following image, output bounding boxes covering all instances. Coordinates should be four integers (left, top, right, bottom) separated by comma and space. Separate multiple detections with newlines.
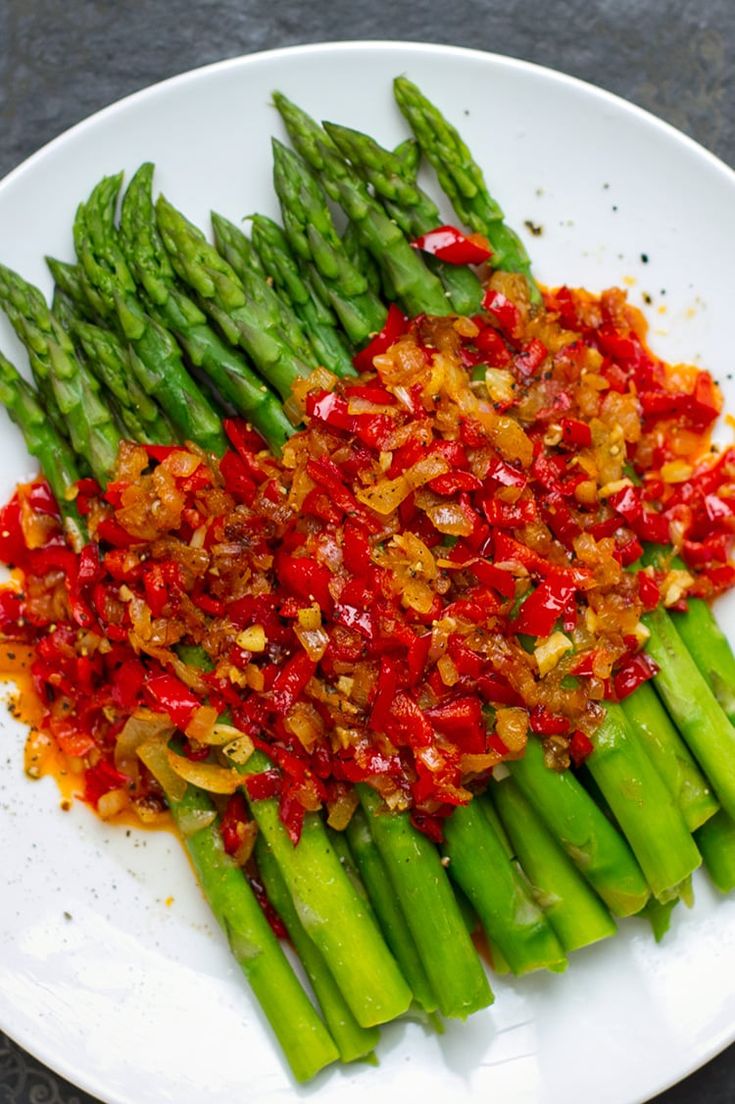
0, 2, 733, 1102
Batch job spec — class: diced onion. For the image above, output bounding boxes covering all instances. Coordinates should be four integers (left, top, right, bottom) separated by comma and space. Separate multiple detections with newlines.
97, 788, 129, 820
115, 710, 174, 772
174, 805, 217, 838
326, 789, 359, 830
185, 705, 218, 744
222, 734, 255, 766
495, 707, 529, 753
534, 631, 573, 676
137, 739, 187, 803
166, 749, 244, 794
236, 624, 266, 652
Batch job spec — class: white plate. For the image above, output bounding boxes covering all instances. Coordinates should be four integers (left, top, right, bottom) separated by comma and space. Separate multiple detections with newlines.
1, 40, 734, 1104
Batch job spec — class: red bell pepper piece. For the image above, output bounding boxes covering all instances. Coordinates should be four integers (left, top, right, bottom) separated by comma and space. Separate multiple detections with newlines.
569, 730, 595, 766
353, 304, 408, 373
425, 696, 486, 753
0, 495, 29, 568
270, 652, 317, 713
84, 759, 130, 808
220, 793, 250, 856
97, 517, 141, 548
342, 520, 372, 576
473, 325, 511, 367
406, 631, 432, 686
143, 561, 184, 618
513, 575, 577, 637
514, 338, 548, 377
144, 672, 202, 729
223, 418, 267, 459
412, 225, 492, 265
429, 471, 483, 495
276, 551, 333, 611
637, 572, 660, 611
244, 769, 283, 800
481, 496, 538, 528
112, 658, 147, 711
370, 655, 401, 731
279, 790, 306, 846
466, 559, 516, 598
613, 653, 657, 700
219, 450, 258, 505
617, 536, 644, 567
482, 289, 521, 336
560, 418, 592, 448
530, 705, 570, 735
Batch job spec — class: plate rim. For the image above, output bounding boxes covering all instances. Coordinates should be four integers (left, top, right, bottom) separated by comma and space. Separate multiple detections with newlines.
1, 37, 734, 1104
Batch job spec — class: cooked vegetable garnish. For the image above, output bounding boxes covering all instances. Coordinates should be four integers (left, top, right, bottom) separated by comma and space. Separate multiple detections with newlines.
1, 77, 734, 1085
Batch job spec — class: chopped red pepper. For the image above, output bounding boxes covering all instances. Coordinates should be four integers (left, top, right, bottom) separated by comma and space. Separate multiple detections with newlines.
513, 576, 577, 638
412, 225, 492, 265
144, 672, 202, 730
482, 289, 521, 336
569, 730, 595, 766
613, 653, 657, 700
353, 304, 408, 373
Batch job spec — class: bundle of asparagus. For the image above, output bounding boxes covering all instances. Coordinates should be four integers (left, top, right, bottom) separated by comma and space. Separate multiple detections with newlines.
0, 77, 733, 1085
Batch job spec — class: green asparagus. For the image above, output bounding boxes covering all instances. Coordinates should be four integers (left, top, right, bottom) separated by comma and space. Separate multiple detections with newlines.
491, 777, 617, 952
118, 165, 293, 452
324, 120, 484, 316
168, 784, 339, 1082
271, 140, 387, 347
392, 77, 540, 300
73, 175, 227, 455
273, 92, 451, 317
255, 837, 379, 1063
249, 213, 355, 377
0, 263, 121, 484
0, 351, 85, 547
357, 784, 493, 1019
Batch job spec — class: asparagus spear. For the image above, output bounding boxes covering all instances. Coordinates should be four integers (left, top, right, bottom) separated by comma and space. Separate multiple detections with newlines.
345, 808, 438, 1015
644, 605, 735, 821
0, 263, 121, 484
442, 797, 567, 974
585, 703, 701, 902
508, 737, 650, 916
255, 837, 379, 1063
155, 194, 319, 404
208, 210, 318, 370
392, 136, 420, 180
695, 810, 735, 893
271, 140, 387, 347
324, 120, 484, 316
237, 753, 412, 1028
672, 597, 735, 725
65, 315, 175, 446
210, 211, 267, 278
620, 681, 718, 832
0, 351, 85, 548
272, 92, 451, 317
167, 783, 339, 1082
46, 257, 100, 323
118, 166, 293, 453
341, 222, 383, 298
357, 785, 493, 1019
491, 777, 617, 952
249, 213, 355, 377
73, 175, 227, 455
392, 77, 540, 301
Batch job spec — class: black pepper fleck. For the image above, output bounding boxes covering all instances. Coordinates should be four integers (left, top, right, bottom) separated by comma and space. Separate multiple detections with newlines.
641, 253, 649, 264
524, 220, 543, 237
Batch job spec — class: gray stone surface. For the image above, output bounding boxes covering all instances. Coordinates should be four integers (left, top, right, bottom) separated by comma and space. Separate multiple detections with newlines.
0, 2, 733, 1102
